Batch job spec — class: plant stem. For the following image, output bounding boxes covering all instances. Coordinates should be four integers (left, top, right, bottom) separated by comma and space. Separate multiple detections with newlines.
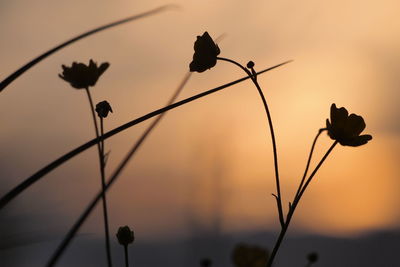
266, 141, 338, 267
100, 118, 105, 155
294, 129, 326, 200
217, 57, 285, 227
46, 72, 192, 267
84, 88, 112, 267
0, 5, 176, 92
124, 245, 129, 267
0, 60, 292, 210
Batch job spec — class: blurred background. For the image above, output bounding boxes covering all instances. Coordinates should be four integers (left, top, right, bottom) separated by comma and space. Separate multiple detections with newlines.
0, 0, 399, 266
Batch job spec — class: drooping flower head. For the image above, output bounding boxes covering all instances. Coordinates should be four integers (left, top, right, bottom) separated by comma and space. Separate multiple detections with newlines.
326, 104, 372, 146
96, 100, 113, 118
116, 226, 134, 246
189, 32, 220, 73
59, 59, 109, 89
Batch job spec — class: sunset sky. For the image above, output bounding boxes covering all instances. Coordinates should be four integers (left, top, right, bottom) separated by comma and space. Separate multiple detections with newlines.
1, 0, 399, 266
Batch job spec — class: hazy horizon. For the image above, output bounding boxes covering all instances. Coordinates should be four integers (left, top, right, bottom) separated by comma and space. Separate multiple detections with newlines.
1, 0, 399, 266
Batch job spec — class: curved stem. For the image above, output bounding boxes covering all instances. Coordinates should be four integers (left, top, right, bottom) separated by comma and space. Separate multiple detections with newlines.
294, 128, 326, 201
84, 88, 112, 267
0, 60, 292, 210
0, 5, 175, 92
217, 57, 285, 227
267, 141, 338, 267
46, 72, 192, 267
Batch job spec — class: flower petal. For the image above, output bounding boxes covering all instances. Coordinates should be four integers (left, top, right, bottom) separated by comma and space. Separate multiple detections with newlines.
189, 32, 220, 73
59, 60, 109, 89
330, 103, 348, 126
346, 114, 366, 136
98, 62, 110, 76
343, 134, 372, 146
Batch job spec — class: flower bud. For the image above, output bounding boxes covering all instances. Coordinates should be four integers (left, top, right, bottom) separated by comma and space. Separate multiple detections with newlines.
95, 100, 113, 118
116, 226, 134, 246
246, 61, 255, 69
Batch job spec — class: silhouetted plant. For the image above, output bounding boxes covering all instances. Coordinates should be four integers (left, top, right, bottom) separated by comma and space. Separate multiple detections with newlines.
0, 61, 290, 211
97, 100, 113, 166
43, 62, 289, 267
96, 101, 113, 118
59, 60, 109, 89
232, 243, 269, 267
0, 8, 314, 267
116, 226, 135, 267
59, 60, 113, 267
266, 104, 372, 266
326, 104, 372, 146
189, 32, 220, 72
190, 31, 285, 227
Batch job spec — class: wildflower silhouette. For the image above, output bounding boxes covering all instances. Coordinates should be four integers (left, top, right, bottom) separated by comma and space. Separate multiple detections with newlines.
96, 101, 113, 118
189, 32, 220, 72
189, 31, 286, 227
59, 59, 109, 89
59, 60, 113, 267
232, 243, 269, 267
267, 104, 373, 266
117, 226, 134, 267
326, 104, 372, 146
22, 63, 289, 267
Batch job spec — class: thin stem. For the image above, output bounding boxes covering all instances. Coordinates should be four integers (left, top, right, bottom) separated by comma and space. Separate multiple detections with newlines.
0, 5, 176, 92
294, 129, 326, 201
267, 141, 338, 267
100, 118, 105, 156
46, 72, 192, 267
124, 245, 129, 267
84, 88, 112, 267
217, 57, 285, 227
0, 60, 292, 210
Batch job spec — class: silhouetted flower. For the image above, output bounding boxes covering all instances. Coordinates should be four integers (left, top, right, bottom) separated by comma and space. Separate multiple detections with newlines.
200, 258, 212, 267
96, 101, 113, 118
59, 59, 109, 89
307, 252, 319, 263
189, 32, 220, 73
326, 104, 372, 146
232, 243, 269, 267
116, 226, 134, 246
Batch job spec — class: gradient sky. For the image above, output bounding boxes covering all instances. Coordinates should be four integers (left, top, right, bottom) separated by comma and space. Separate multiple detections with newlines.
1, 0, 399, 260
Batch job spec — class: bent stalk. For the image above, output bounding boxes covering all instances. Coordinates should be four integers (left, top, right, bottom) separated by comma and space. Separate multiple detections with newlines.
217, 57, 285, 227
267, 141, 338, 266
0, 61, 291, 210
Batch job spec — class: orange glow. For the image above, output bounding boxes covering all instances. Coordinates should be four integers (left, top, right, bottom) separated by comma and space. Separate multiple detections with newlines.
0, 0, 399, 242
